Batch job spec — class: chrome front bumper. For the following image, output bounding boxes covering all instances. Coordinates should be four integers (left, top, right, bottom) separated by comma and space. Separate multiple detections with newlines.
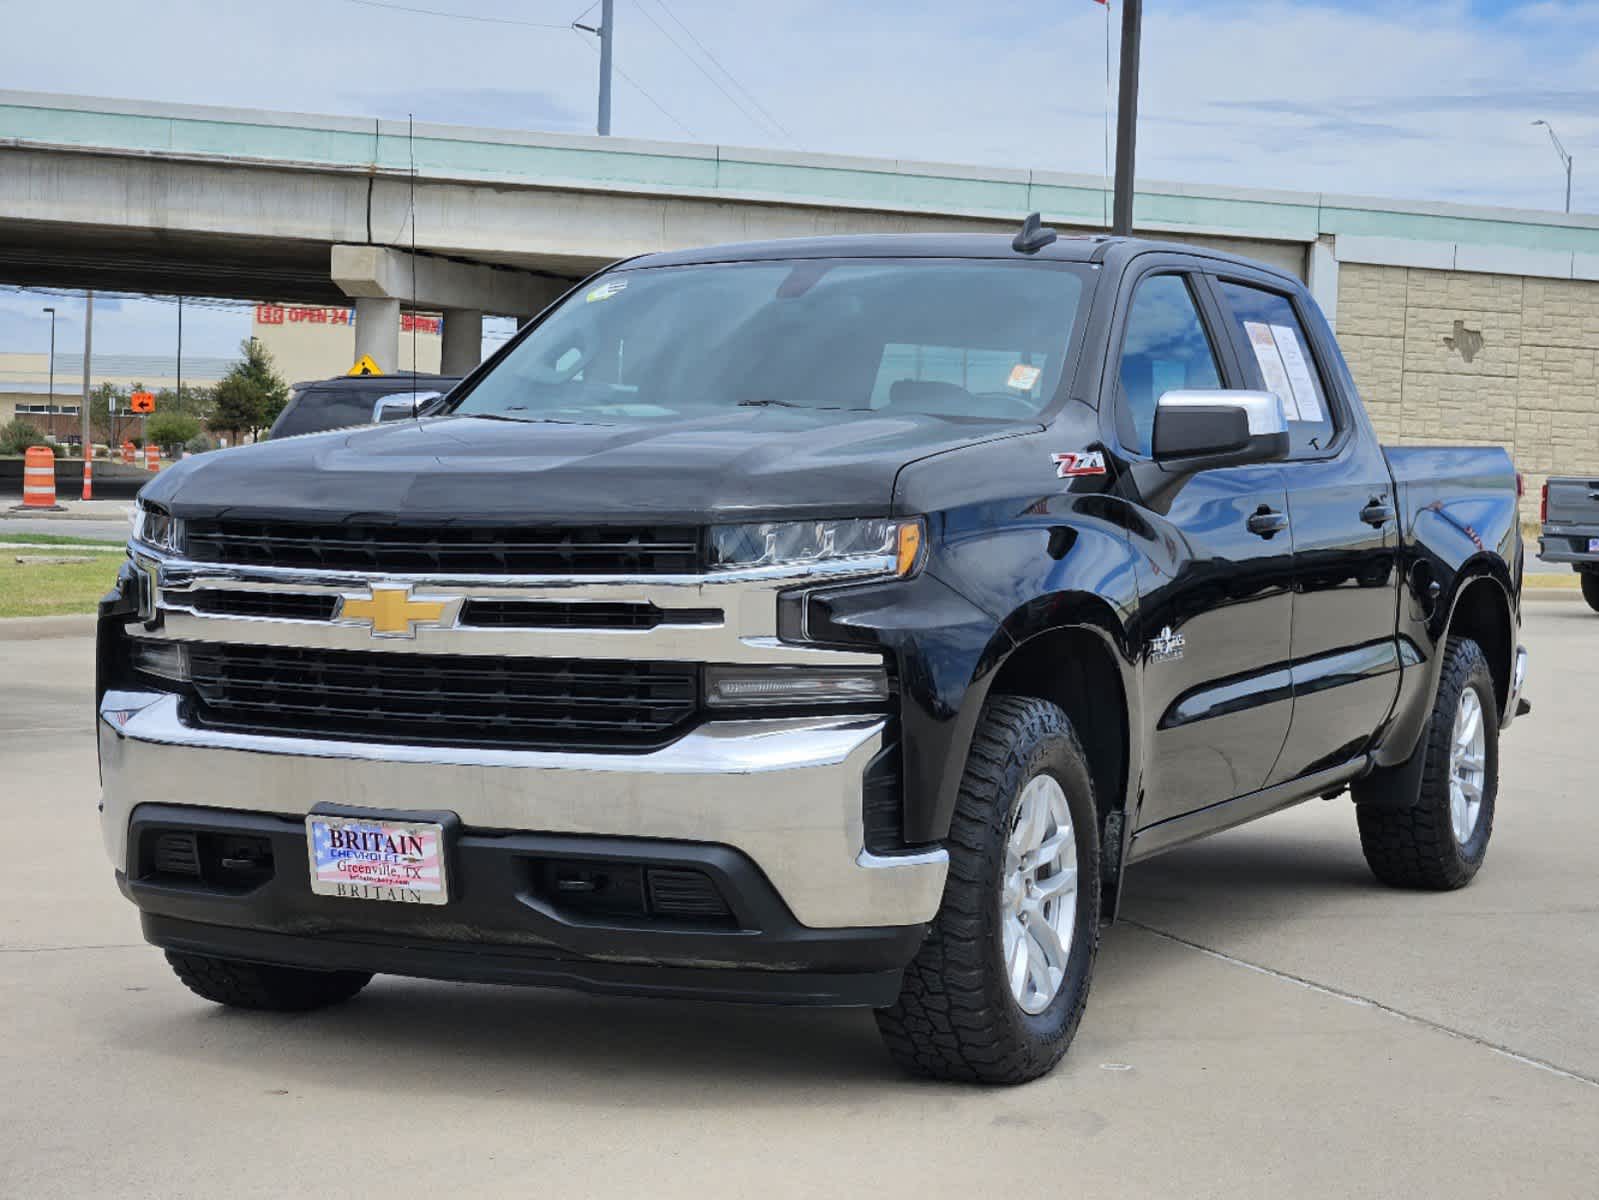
98, 691, 948, 930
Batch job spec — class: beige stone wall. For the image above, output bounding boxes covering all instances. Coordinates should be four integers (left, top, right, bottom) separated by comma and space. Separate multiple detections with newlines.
1337, 263, 1599, 522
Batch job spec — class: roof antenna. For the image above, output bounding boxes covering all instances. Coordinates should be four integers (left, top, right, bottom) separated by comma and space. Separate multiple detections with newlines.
1012, 212, 1058, 254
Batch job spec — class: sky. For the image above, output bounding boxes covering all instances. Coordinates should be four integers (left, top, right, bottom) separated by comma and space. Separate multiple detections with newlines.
2, 0, 1596, 365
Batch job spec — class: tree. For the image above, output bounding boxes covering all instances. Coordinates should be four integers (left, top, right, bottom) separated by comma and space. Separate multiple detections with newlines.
208, 338, 289, 441
145, 411, 202, 452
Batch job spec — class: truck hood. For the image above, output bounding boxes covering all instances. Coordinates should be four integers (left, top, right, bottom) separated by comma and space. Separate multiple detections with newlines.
142, 409, 1036, 523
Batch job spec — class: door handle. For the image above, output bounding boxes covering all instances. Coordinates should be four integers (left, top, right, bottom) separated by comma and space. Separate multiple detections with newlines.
1360, 499, 1395, 527
1246, 507, 1289, 538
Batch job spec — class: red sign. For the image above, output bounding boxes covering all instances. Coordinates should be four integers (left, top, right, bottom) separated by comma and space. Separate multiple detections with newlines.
254, 304, 440, 334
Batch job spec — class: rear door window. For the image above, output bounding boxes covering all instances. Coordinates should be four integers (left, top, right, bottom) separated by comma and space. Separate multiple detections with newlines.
1215, 281, 1337, 456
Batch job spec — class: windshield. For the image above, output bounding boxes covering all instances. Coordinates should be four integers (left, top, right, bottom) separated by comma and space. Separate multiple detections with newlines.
450, 259, 1089, 424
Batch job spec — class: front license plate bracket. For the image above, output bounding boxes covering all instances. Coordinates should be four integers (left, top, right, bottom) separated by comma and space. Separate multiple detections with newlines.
305, 804, 460, 906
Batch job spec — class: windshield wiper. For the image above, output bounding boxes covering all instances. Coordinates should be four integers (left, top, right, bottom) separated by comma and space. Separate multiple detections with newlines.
461, 412, 585, 425
737, 399, 873, 411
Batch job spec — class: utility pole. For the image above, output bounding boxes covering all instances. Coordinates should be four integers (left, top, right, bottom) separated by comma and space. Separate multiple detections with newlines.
1111, 0, 1143, 236
176, 296, 184, 410
81, 291, 94, 458
597, 0, 614, 136
42, 306, 56, 435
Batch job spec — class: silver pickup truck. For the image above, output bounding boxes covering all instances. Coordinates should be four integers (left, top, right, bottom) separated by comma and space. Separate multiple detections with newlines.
1539, 477, 1599, 611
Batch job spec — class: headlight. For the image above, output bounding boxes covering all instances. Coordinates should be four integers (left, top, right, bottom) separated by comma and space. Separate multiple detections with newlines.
704, 665, 889, 708
131, 500, 183, 554
708, 517, 924, 578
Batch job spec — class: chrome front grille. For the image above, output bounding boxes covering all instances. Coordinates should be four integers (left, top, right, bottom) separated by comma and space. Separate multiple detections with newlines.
186, 643, 702, 750
181, 518, 703, 576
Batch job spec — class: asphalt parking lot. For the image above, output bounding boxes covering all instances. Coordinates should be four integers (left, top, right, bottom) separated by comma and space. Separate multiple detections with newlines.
2, 603, 1595, 1199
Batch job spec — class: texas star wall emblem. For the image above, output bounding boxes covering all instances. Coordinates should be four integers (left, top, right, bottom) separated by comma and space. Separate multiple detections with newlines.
1052, 451, 1107, 478
336, 585, 455, 639
1148, 626, 1185, 664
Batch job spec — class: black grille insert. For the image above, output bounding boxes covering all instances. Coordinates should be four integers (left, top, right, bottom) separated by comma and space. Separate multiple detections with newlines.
459, 600, 721, 630
183, 590, 340, 621
529, 859, 735, 926
185, 643, 701, 750
181, 519, 703, 576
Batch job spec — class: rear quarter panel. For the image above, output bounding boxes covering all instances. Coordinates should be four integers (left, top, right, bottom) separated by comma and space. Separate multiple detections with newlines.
1378, 444, 1522, 763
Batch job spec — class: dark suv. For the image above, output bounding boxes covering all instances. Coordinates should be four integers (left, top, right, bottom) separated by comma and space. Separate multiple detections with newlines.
267, 373, 461, 439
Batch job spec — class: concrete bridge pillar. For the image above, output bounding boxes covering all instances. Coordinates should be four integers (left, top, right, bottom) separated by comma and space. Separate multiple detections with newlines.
353, 296, 400, 374
440, 309, 484, 376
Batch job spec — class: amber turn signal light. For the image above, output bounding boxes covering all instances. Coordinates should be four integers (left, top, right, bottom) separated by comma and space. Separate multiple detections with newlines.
896, 521, 924, 577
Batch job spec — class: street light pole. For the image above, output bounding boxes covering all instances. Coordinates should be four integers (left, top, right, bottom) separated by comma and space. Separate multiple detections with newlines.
1111, 0, 1144, 236
1532, 120, 1573, 214
42, 306, 56, 435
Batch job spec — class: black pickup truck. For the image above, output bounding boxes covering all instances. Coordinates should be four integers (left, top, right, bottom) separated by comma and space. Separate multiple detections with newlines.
98, 223, 1528, 1084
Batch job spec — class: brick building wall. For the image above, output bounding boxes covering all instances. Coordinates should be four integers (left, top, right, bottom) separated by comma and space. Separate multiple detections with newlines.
1337, 262, 1599, 522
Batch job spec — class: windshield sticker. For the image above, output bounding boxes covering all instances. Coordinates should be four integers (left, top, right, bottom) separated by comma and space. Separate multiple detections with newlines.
585, 279, 628, 304
1243, 321, 1300, 421
1268, 324, 1325, 423
1007, 363, 1043, 391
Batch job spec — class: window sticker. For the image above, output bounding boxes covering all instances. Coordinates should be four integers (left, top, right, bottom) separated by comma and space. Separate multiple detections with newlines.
585, 279, 628, 303
1007, 363, 1043, 391
1268, 324, 1325, 423
1243, 321, 1300, 421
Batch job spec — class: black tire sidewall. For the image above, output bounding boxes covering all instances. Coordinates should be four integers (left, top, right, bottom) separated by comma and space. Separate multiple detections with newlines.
977, 708, 1101, 1053
1428, 644, 1498, 869
1582, 570, 1599, 612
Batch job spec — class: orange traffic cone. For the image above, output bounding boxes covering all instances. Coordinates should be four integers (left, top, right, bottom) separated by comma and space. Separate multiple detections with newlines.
82, 449, 93, 501
144, 443, 159, 472
21, 446, 63, 509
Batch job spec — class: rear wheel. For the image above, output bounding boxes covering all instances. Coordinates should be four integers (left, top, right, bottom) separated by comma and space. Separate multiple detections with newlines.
166, 952, 372, 1011
875, 696, 1101, 1084
1355, 637, 1497, 890
1581, 570, 1599, 612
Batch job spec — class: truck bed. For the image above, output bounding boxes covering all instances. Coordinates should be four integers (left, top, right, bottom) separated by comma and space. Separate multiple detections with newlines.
1540, 476, 1599, 567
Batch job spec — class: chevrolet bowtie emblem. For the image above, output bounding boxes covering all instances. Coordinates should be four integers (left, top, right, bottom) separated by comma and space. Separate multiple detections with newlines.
338, 586, 452, 638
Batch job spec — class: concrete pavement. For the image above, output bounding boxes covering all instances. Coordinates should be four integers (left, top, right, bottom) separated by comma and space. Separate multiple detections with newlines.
2, 610, 1595, 1199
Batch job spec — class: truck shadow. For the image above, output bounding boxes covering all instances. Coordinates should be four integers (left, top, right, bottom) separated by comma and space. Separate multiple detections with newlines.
121, 822, 1376, 1095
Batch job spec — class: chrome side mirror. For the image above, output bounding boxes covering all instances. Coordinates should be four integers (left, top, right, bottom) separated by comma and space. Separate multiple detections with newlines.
1153, 389, 1289, 470
372, 392, 444, 423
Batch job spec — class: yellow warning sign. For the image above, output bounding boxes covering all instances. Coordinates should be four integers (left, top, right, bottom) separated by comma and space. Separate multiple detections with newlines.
347, 355, 385, 377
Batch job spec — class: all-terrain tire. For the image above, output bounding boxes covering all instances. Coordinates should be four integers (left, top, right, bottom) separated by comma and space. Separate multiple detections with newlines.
1581, 570, 1599, 613
875, 695, 1101, 1085
1355, 636, 1498, 890
165, 952, 372, 1011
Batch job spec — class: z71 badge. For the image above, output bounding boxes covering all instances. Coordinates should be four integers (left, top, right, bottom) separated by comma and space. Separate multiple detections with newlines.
1052, 451, 1107, 478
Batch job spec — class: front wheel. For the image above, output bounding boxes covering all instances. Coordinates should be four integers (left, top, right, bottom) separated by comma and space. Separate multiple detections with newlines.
875, 696, 1101, 1084
166, 952, 372, 1011
1581, 570, 1599, 613
1355, 636, 1498, 890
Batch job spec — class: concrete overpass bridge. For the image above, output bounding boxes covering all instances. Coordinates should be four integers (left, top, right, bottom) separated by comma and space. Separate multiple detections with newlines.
3, 91, 1599, 375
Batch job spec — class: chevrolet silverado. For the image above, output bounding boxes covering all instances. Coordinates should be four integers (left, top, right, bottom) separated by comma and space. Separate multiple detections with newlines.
98, 222, 1529, 1083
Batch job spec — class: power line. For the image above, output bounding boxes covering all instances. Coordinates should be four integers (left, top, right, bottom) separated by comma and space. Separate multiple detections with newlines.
568, 27, 699, 140
0, 285, 255, 311
650, 0, 794, 145
339, 0, 569, 29
632, 0, 784, 145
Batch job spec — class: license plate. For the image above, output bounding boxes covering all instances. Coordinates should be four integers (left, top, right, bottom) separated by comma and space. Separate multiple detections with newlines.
1588, 538, 1599, 553
306, 815, 448, 905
